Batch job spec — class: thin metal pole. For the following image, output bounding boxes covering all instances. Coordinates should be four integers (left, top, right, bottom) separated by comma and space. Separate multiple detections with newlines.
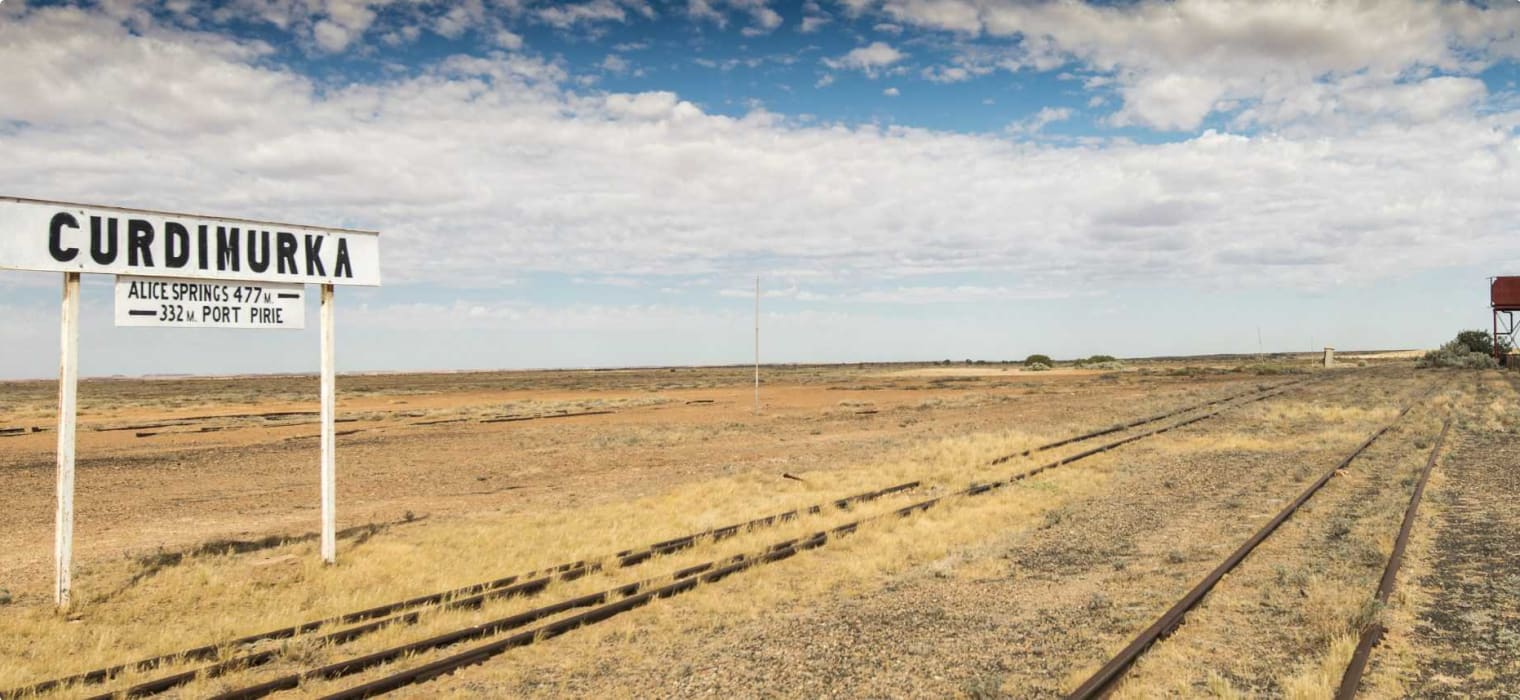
55, 271, 80, 610
753, 276, 759, 414
320, 284, 336, 564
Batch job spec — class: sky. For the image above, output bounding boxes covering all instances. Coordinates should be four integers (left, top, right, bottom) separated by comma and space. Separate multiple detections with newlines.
2, 0, 1520, 379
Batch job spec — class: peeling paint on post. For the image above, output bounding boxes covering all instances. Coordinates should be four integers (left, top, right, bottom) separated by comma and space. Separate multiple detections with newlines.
320, 283, 337, 564
54, 272, 79, 610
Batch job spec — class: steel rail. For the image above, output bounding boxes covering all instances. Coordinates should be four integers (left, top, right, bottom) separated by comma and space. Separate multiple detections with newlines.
1066, 380, 1440, 700
7, 375, 1312, 699
208, 381, 1314, 700
989, 378, 1310, 465
1333, 413, 1453, 699
86, 481, 928, 699
7, 480, 917, 700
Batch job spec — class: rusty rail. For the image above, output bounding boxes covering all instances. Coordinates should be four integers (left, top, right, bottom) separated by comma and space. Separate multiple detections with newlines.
989, 378, 1311, 465
1066, 381, 1437, 699
9, 481, 917, 699
7, 375, 1312, 699
1333, 412, 1453, 699
206, 381, 1314, 700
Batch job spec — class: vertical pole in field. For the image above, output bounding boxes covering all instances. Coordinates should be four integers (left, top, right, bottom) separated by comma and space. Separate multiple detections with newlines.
319, 283, 337, 565
54, 271, 80, 610
753, 276, 760, 414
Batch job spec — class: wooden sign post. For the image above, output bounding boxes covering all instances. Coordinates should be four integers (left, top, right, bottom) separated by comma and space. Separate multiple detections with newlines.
0, 196, 381, 609
54, 272, 80, 609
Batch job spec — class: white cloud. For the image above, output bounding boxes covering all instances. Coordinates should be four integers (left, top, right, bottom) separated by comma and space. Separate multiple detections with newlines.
1111, 73, 1223, 131
1006, 106, 1071, 135
1, 5, 1519, 300
432, 2, 484, 39
853, 285, 1070, 304
750, 6, 783, 31
922, 65, 975, 83
493, 29, 524, 50
210, 0, 388, 54
311, 18, 355, 52
856, 0, 1520, 131
536, 0, 626, 29
721, 284, 1069, 304
799, 14, 829, 33
84, 0, 522, 55
688, 0, 782, 34
824, 41, 905, 77
352, 300, 734, 332
686, 0, 725, 25
601, 53, 630, 73
883, 87, 900, 97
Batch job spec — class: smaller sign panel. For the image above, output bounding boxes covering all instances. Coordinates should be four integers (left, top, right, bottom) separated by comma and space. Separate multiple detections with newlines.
114, 275, 306, 329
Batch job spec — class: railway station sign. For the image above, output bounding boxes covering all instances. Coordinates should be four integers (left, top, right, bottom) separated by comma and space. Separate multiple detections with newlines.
114, 275, 306, 329
0, 195, 381, 609
0, 196, 381, 286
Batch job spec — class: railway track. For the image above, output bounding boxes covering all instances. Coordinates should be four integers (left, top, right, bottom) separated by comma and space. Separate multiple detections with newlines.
190, 377, 1319, 699
1334, 413, 1452, 698
6, 374, 1321, 699
7, 481, 921, 699
1066, 378, 1449, 699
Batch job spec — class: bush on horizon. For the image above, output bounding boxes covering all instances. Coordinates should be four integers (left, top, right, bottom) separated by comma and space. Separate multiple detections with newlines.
1419, 336, 1499, 369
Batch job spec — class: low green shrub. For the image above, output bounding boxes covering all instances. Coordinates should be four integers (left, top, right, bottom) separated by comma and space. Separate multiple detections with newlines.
1074, 354, 1124, 370
1418, 339, 1498, 369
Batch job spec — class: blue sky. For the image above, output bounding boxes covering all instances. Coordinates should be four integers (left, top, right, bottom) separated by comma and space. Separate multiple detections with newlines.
2, 0, 1520, 378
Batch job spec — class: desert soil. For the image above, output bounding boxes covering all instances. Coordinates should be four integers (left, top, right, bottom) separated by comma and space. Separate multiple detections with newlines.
3, 359, 1514, 699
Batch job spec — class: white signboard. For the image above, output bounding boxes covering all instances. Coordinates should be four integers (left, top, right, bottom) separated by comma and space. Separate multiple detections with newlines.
115, 275, 306, 329
0, 196, 380, 286
5, 196, 379, 607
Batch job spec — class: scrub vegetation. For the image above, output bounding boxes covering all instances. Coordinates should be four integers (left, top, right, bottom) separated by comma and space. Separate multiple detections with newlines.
1418, 330, 1503, 369
1, 352, 1512, 698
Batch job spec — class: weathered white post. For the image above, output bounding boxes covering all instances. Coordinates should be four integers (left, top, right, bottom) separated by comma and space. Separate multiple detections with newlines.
0, 196, 381, 602
319, 284, 337, 564
54, 271, 80, 610
753, 276, 760, 414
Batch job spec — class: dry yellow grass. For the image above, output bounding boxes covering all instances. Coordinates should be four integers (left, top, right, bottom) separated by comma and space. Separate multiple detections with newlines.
0, 372, 1329, 696
393, 457, 1126, 699
423, 376, 1409, 698
1103, 378, 1447, 698
0, 424, 1077, 691
1279, 633, 1359, 699
1352, 374, 1490, 698
157, 434, 1123, 697
1354, 459, 1446, 699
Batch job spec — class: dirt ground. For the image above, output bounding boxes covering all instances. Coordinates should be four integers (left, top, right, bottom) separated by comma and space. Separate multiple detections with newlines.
0, 361, 1258, 606
3, 355, 1513, 699
1363, 371, 1520, 698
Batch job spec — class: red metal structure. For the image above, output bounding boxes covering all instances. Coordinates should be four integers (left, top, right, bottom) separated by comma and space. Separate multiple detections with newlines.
1491, 277, 1520, 363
